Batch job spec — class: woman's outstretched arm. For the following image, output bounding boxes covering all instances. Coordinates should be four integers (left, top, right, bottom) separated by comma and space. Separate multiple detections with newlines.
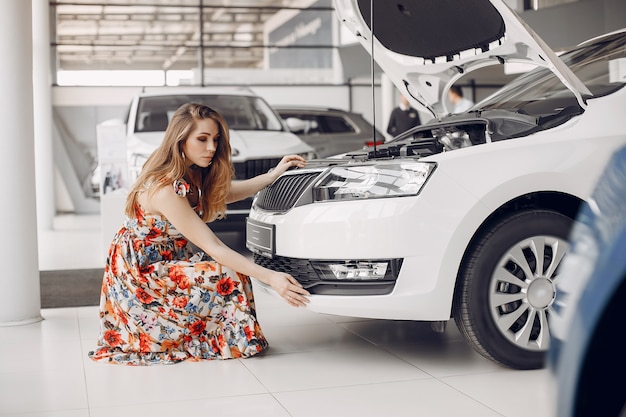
146, 184, 310, 307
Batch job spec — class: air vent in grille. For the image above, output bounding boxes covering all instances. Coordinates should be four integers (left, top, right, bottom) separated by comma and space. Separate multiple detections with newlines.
233, 158, 282, 180
255, 172, 321, 212
253, 253, 318, 284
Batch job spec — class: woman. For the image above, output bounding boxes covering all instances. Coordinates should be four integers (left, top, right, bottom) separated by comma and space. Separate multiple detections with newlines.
89, 103, 309, 365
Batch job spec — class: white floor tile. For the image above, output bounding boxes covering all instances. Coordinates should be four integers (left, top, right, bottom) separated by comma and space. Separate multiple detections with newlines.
89, 393, 291, 417
260, 322, 373, 354
320, 313, 380, 324
5, 410, 90, 417
77, 313, 101, 341
0, 336, 84, 374
0, 369, 88, 415
442, 369, 553, 417
241, 345, 430, 392
339, 318, 463, 346
83, 358, 267, 408
0, 312, 80, 346
382, 338, 506, 377
275, 379, 502, 417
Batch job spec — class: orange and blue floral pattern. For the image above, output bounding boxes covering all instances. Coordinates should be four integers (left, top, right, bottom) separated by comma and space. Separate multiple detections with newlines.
88, 203, 268, 365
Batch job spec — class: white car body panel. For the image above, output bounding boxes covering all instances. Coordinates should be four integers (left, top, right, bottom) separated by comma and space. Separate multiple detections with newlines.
333, 0, 590, 116
249, 86, 626, 321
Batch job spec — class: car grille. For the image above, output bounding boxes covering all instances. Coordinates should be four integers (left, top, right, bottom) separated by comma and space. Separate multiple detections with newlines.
233, 158, 282, 180
252, 253, 397, 295
254, 253, 318, 282
254, 172, 321, 212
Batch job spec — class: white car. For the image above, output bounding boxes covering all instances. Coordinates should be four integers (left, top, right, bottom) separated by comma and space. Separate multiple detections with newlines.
246, 0, 626, 369
123, 88, 316, 230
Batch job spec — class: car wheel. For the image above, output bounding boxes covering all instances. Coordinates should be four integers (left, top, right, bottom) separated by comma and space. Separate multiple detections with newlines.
453, 209, 573, 369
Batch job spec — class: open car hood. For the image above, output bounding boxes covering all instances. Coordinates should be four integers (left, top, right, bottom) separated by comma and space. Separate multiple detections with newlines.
333, 0, 592, 118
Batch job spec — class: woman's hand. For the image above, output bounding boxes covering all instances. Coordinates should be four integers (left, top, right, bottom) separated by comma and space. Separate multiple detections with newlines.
226, 154, 307, 204
267, 271, 310, 307
269, 155, 306, 182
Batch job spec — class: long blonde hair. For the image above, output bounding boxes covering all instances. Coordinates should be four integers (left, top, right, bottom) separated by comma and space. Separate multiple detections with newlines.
125, 102, 234, 222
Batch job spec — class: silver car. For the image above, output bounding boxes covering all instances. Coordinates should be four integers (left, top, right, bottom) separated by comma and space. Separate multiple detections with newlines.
275, 106, 385, 157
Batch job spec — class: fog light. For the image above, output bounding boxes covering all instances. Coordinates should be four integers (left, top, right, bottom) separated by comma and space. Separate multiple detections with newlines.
311, 260, 402, 281
330, 262, 387, 279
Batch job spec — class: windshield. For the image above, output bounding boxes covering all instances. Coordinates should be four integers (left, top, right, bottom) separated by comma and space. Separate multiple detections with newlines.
477, 32, 626, 115
134, 94, 284, 133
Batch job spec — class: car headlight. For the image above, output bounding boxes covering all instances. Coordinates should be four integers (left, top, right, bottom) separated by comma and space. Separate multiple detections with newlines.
313, 161, 435, 202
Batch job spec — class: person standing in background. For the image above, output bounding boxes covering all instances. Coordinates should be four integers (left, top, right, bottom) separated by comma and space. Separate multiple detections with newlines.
448, 85, 475, 113
387, 95, 421, 137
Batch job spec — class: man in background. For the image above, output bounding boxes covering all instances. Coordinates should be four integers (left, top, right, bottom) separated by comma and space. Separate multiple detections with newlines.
448, 85, 474, 113
387, 95, 421, 137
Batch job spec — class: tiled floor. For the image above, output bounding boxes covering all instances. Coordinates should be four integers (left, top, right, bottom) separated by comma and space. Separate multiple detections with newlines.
1, 215, 555, 416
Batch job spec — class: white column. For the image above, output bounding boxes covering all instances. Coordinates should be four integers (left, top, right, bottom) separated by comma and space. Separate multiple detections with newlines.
0, 0, 42, 325
33, 0, 55, 230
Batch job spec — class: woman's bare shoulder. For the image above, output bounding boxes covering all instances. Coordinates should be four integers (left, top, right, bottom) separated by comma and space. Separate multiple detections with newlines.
138, 182, 177, 215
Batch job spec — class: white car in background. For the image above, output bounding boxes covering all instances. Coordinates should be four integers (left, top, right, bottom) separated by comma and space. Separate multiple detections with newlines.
246, 0, 626, 369
122, 88, 315, 230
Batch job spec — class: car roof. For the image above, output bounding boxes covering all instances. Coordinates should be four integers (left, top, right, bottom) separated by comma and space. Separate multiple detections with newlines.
273, 105, 358, 115
135, 86, 258, 98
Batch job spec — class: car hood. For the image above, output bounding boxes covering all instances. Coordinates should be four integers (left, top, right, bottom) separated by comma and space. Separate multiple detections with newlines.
127, 129, 313, 162
228, 130, 314, 161
333, 0, 591, 118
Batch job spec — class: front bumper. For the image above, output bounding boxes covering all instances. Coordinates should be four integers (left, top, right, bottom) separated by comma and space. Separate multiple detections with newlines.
252, 254, 402, 295
247, 169, 488, 321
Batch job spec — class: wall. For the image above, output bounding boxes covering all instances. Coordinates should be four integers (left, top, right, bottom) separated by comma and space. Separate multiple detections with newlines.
520, 0, 626, 50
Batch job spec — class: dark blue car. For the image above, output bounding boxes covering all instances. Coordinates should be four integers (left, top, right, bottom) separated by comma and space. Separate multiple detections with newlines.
550, 145, 626, 417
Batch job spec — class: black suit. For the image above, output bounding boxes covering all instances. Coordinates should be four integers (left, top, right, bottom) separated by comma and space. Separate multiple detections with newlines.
387, 106, 421, 136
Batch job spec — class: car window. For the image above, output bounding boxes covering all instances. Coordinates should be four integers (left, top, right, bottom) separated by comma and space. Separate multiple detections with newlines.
278, 112, 322, 134
279, 112, 357, 135
321, 115, 356, 134
134, 94, 284, 132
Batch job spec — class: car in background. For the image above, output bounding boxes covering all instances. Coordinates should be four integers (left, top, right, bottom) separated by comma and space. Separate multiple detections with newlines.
274, 106, 385, 157
96, 88, 316, 229
245, 0, 626, 370
549, 145, 626, 417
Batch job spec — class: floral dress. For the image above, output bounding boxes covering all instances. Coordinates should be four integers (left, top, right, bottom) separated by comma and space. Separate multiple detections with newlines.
88, 181, 268, 365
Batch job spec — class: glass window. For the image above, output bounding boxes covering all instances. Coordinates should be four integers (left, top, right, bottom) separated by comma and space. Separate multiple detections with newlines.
321, 116, 356, 133
134, 94, 284, 132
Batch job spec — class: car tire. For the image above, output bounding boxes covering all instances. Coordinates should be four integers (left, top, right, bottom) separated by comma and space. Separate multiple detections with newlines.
453, 209, 573, 369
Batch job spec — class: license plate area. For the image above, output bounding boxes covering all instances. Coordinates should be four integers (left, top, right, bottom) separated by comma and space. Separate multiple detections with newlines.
246, 218, 275, 258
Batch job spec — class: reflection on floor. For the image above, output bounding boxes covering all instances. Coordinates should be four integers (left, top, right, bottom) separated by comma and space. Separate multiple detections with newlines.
4, 214, 555, 417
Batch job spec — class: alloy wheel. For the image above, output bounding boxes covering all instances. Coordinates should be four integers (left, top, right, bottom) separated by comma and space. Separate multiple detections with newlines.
489, 236, 569, 351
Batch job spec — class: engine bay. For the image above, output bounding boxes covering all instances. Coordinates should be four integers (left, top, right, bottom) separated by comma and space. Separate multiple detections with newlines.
346, 121, 490, 160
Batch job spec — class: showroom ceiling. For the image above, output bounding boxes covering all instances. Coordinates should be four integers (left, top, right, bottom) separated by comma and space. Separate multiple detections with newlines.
53, 0, 334, 71
52, 0, 577, 74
